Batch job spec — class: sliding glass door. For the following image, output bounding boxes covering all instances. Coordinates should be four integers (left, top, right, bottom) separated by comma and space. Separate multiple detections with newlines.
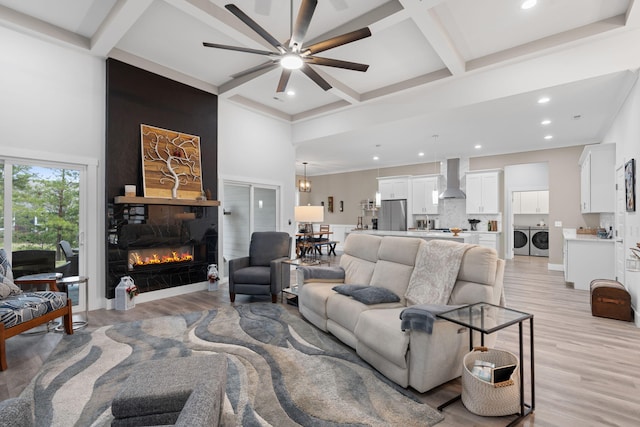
1, 159, 82, 303
222, 182, 279, 276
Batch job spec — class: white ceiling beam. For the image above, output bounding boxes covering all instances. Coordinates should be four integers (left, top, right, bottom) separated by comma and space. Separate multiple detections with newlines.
398, 0, 466, 76
292, 26, 640, 143
0, 4, 88, 50
218, 65, 279, 95
164, 0, 276, 50
305, 0, 406, 46
90, 0, 153, 56
626, 0, 640, 26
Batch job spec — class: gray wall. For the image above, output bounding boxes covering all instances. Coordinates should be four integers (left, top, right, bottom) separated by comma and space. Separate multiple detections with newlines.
301, 146, 592, 266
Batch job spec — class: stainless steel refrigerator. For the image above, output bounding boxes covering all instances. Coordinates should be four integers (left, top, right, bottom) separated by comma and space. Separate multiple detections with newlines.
378, 199, 407, 231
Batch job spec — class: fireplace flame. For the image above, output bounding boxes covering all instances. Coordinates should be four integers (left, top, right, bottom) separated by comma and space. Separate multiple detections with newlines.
130, 250, 193, 268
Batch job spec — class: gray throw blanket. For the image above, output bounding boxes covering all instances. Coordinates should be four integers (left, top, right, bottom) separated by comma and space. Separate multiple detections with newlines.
400, 304, 464, 334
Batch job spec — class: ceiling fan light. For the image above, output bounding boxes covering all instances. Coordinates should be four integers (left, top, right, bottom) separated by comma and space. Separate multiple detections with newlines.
281, 54, 303, 70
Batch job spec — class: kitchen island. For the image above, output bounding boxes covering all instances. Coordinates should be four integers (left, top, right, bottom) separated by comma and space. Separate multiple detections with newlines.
347, 229, 479, 244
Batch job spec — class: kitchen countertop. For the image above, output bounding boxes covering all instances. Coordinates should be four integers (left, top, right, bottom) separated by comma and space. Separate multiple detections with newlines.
562, 230, 614, 243
347, 229, 479, 243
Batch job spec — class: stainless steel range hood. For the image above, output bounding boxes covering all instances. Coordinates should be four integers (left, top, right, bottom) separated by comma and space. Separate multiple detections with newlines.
439, 158, 466, 199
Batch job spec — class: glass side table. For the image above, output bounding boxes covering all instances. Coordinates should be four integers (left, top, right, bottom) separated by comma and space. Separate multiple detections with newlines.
56, 276, 89, 331
436, 302, 534, 427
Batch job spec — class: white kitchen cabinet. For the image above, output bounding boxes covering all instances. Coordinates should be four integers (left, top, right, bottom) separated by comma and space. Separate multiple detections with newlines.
579, 144, 615, 213
479, 232, 500, 252
466, 171, 501, 214
411, 175, 439, 214
378, 177, 409, 200
513, 190, 549, 214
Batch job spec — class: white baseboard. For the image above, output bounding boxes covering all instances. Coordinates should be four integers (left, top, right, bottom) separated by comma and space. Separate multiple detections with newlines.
106, 279, 228, 310
547, 263, 563, 271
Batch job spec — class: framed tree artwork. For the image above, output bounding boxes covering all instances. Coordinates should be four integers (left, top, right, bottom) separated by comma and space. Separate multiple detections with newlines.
140, 124, 203, 199
626, 159, 636, 212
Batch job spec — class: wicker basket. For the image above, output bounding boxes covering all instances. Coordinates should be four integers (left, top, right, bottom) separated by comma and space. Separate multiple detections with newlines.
461, 347, 520, 416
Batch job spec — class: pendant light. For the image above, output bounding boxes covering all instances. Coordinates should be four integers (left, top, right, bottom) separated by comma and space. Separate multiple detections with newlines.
299, 162, 311, 192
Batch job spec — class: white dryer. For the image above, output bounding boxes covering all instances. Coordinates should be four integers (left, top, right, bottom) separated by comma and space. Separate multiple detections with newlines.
513, 226, 530, 256
530, 227, 549, 257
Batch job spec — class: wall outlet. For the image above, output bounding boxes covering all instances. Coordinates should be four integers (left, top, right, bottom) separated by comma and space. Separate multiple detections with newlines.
554, 221, 562, 227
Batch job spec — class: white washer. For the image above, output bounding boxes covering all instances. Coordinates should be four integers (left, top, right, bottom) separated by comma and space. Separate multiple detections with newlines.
513, 226, 530, 256
530, 227, 549, 257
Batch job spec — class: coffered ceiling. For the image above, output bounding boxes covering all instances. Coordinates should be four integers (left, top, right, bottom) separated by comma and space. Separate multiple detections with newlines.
1, 0, 639, 176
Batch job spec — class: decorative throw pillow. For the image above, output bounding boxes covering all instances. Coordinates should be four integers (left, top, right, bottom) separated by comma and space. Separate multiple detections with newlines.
351, 286, 400, 305
332, 284, 368, 296
0, 248, 13, 282
0, 248, 22, 299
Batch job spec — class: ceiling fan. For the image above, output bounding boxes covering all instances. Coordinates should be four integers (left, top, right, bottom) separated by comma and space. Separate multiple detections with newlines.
203, 0, 371, 93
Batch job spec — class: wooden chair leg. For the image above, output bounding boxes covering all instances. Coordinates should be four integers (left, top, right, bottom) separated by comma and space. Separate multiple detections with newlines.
0, 324, 7, 371
271, 294, 277, 303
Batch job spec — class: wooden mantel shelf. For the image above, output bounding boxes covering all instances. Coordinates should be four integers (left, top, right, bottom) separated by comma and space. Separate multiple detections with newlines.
114, 196, 220, 207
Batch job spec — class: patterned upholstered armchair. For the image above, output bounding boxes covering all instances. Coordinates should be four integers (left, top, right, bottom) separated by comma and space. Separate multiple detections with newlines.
0, 249, 73, 371
228, 232, 291, 303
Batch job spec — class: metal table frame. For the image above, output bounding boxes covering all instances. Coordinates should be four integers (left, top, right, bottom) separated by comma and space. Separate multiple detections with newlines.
55, 276, 89, 331
436, 302, 535, 426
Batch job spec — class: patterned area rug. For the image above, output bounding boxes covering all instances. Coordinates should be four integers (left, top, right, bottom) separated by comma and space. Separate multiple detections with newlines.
20, 303, 444, 426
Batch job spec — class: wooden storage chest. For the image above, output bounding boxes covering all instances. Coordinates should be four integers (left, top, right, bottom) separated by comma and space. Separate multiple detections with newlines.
590, 279, 633, 322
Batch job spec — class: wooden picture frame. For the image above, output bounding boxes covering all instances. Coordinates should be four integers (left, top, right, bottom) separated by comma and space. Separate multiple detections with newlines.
328, 196, 334, 213
626, 159, 636, 212
140, 124, 203, 199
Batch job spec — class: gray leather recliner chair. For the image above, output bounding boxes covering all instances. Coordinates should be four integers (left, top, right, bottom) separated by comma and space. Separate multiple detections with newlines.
228, 232, 291, 303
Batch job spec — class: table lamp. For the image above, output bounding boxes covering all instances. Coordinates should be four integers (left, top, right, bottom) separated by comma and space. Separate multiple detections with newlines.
295, 206, 324, 260
295, 205, 324, 233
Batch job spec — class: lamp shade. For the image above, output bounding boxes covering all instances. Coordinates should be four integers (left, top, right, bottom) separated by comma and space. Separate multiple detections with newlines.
295, 206, 324, 223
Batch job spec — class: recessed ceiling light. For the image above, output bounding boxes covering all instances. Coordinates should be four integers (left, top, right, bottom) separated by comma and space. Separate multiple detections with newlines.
541, 119, 551, 125
521, 0, 537, 10
538, 96, 550, 104
373, 155, 379, 160
544, 135, 553, 140
418, 152, 425, 157
286, 90, 295, 96
474, 144, 482, 149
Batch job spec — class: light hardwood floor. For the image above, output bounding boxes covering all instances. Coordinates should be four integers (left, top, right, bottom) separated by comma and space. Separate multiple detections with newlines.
2, 255, 639, 426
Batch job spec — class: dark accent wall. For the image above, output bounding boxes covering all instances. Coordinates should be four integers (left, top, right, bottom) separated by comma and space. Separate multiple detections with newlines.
105, 58, 218, 298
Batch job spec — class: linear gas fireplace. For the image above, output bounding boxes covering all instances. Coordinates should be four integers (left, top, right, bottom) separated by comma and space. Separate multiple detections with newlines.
128, 245, 194, 270
106, 205, 217, 299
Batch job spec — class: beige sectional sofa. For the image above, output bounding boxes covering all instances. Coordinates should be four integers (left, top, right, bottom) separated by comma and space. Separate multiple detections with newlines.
298, 233, 505, 393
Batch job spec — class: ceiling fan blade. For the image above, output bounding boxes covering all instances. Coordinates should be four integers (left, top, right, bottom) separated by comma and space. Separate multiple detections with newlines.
225, 4, 284, 51
203, 42, 278, 56
301, 64, 332, 91
276, 69, 292, 93
306, 56, 369, 72
231, 61, 279, 79
290, 0, 317, 52
304, 27, 372, 55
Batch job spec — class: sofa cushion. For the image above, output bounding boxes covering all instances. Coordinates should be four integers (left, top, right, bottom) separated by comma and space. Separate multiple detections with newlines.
327, 294, 402, 336
0, 291, 68, 328
457, 246, 498, 286
233, 266, 271, 285
340, 254, 376, 285
351, 287, 400, 305
355, 308, 409, 368
370, 260, 415, 304
343, 233, 381, 262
